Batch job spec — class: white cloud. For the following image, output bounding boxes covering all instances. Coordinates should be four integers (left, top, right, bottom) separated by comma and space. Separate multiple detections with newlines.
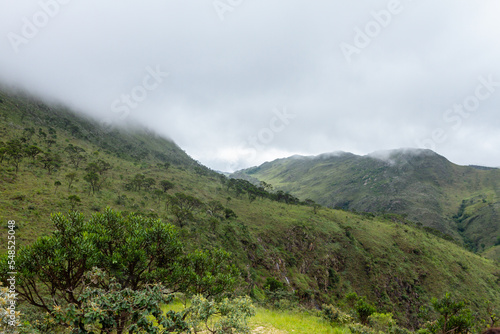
1, 0, 499, 171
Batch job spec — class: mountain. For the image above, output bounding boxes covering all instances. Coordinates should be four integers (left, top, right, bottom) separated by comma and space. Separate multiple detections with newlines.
233, 148, 500, 257
1, 89, 499, 329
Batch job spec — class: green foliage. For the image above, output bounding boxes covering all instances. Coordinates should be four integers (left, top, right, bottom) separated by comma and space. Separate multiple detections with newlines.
186, 295, 255, 334
355, 297, 377, 324
321, 304, 353, 325
170, 192, 204, 226
53, 268, 187, 334
173, 248, 239, 300
420, 293, 475, 334
0, 282, 21, 332
38, 152, 62, 174
160, 179, 175, 192
368, 312, 396, 333
0, 208, 243, 332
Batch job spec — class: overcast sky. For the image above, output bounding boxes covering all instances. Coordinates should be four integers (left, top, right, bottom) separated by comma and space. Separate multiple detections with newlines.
1, 0, 499, 171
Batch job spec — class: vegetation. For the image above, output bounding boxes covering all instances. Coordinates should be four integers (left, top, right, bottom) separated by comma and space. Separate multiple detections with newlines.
233, 150, 500, 259
0, 89, 499, 332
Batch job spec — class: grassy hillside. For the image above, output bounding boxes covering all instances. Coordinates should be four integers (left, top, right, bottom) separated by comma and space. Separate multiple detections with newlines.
1, 90, 499, 330
233, 150, 500, 257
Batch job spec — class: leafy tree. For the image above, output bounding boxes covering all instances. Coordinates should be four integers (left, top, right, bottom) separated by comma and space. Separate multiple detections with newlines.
22, 127, 36, 142
83, 170, 100, 194
160, 179, 175, 193
84, 160, 112, 193
24, 145, 43, 161
207, 200, 225, 218
304, 198, 321, 214
5, 139, 24, 173
0, 142, 6, 164
54, 180, 62, 194
172, 248, 239, 299
421, 293, 475, 334
38, 152, 62, 174
65, 172, 77, 191
143, 177, 156, 191
64, 144, 86, 169
128, 173, 146, 191
37, 128, 47, 142
355, 296, 377, 324
0, 209, 243, 333
68, 195, 81, 210
170, 192, 204, 227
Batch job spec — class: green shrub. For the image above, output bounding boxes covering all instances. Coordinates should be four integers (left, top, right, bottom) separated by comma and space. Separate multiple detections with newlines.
321, 304, 353, 325
368, 312, 396, 332
356, 297, 377, 324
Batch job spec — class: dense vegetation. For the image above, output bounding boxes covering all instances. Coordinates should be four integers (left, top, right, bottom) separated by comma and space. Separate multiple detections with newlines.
0, 89, 499, 333
233, 151, 500, 260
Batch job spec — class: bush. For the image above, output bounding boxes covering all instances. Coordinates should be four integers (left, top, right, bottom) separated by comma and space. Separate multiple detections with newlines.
348, 323, 377, 334
356, 297, 377, 324
186, 295, 255, 334
322, 304, 353, 325
368, 312, 396, 332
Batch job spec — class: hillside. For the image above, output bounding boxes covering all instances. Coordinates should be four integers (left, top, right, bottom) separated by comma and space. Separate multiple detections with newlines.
233, 149, 500, 257
0, 90, 499, 330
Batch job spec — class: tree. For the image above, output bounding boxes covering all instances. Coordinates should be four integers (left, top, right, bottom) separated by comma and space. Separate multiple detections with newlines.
5, 139, 24, 173
0, 209, 243, 333
421, 293, 475, 334
128, 173, 146, 191
83, 171, 100, 194
207, 200, 225, 218
0, 142, 6, 163
24, 145, 43, 161
186, 295, 255, 334
143, 177, 156, 191
54, 180, 62, 194
38, 152, 62, 174
64, 144, 86, 169
160, 179, 175, 193
68, 195, 81, 210
84, 160, 112, 193
65, 172, 77, 191
22, 127, 35, 142
170, 193, 204, 227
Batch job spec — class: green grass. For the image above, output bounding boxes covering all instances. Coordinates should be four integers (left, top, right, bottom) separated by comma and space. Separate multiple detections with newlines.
163, 300, 348, 334
251, 308, 349, 334
1, 89, 500, 329
234, 149, 500, 253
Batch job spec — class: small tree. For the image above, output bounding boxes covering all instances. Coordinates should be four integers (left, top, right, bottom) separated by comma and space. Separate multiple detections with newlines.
5, 139, 24, 173
160, 180, 175, 193
24, 145, 43, 161
38, 152, 62, 174
64, 144, 86, 169
68, 195, 81, 210
54, 181, 62, 194
170, 193, 204, 227
83, 171, 100, 194
65, 172, 77, 191
421, 293, 475, 334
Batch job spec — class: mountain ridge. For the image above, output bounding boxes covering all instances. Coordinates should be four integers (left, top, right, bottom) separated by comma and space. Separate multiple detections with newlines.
233, 148, 500, 256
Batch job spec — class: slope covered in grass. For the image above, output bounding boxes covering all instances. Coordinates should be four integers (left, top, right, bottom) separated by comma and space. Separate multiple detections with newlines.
233, 150, 500, 255
1, 90, 499, 329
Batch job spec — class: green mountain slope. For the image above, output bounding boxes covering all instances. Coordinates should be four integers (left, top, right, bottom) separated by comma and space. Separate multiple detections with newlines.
1, 90, 499, 329
233, 149, 500, 257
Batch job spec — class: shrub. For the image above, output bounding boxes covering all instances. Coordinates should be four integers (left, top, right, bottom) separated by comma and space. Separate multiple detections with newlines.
186, 295, 255, 334
322, 304, 353, 325
356, 297, 377, 324
368, 312, 396, 332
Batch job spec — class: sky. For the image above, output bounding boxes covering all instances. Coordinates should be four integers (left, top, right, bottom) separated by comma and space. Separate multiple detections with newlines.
1, 0, 499, 172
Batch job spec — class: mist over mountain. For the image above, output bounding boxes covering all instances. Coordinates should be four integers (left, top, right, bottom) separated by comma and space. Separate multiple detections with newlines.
234, 148, 500, 254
